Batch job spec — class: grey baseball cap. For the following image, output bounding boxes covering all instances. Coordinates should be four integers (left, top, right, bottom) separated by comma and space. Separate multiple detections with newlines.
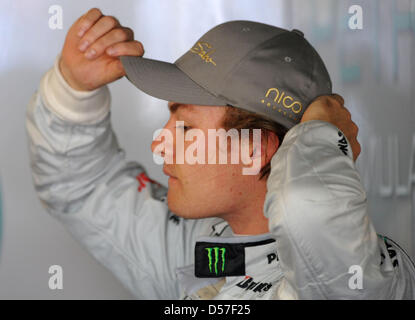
121, 20, 332, 129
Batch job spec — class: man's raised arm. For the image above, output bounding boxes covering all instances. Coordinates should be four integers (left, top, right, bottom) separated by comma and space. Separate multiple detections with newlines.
265, 95, 415, 299
26, 8, 209, 299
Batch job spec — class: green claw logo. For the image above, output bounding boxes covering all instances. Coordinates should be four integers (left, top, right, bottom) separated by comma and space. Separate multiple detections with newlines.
205, 247, 226, 275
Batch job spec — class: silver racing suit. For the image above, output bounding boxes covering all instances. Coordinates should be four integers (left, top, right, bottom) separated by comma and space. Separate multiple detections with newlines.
26, 56, 415, 299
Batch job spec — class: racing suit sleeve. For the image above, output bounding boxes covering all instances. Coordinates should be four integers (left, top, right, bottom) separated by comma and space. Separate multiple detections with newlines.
26, 55, 215, 299
264, 120, 415, 299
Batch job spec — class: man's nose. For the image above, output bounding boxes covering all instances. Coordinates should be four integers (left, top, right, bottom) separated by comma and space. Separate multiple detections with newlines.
151, 130, 165, 156
151, 125, 175, 160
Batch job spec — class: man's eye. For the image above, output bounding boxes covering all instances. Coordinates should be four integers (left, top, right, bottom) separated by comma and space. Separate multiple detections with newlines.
176, 125, 191, 131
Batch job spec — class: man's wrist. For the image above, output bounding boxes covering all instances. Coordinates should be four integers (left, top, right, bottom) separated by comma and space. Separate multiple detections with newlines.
58, 57, 90, 92
284, 120, 354, 162
39, 54, 111, 125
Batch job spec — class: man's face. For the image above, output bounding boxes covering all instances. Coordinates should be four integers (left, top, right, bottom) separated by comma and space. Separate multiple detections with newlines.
151, 102, 261, 220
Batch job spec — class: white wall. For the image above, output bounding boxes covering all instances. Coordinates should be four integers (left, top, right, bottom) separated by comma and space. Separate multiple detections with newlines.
0, 0, 413, 299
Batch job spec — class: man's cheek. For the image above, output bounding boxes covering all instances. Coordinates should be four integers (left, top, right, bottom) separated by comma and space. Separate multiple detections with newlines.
205, 143, 218, 164
184, 129, 206, 165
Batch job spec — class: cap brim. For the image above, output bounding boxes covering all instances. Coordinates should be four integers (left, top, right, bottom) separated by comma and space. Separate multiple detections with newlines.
120, 56, 228, 106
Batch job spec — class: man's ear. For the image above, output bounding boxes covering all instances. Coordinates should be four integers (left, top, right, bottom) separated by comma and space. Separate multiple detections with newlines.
249, 131, 279, 163
262, 131, 279, 166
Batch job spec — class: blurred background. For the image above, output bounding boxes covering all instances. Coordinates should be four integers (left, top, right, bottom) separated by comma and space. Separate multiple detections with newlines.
0, 0, 414, 299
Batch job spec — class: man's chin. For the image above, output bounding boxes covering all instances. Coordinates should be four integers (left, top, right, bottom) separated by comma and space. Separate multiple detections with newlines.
166, 192, 187, 218
166, 193, 213, 220
166, 199, 193, 219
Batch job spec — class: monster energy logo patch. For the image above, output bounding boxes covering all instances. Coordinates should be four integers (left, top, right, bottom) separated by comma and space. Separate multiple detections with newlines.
205, 247, 226, 275
195, 240, 274, 278
195, 241, 246, 278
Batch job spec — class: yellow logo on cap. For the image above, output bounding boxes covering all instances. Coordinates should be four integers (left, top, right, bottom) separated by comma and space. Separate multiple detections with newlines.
190, 42, 217, 66
261, 88, 302, 120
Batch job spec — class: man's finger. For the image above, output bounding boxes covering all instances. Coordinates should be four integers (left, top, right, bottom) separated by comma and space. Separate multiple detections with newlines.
352, 140, 362, 162
351, 122, 359, 136
342, 106, 352, 120
77, 8, 103, 38
84, 27, 134, 59
79, 15, 121, 53
313, 95, 329, 105
330, 94, 345, 106
106, 40, 145, 57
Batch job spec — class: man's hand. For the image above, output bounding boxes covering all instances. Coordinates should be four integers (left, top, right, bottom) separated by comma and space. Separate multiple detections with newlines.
59, 8, 144, 91
301, 94, 361, 162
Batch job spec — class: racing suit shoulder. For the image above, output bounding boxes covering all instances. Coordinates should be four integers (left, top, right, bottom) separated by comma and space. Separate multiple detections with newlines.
264, 120, 415, 299
26, 56, 215, 299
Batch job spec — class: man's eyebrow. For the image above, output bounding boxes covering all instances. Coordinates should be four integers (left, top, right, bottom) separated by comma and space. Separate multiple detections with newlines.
167, 103, 196, 114
168, 103, 182, 114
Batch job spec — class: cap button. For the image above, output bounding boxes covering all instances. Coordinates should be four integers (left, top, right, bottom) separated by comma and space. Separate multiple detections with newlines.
292, 29, 304, 37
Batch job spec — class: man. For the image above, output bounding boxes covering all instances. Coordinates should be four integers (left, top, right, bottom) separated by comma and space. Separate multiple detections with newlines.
26, 8, 415, 299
